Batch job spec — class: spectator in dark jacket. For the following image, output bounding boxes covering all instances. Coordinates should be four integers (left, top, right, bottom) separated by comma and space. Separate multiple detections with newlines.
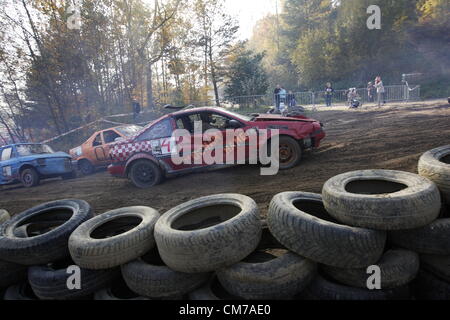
287, 91, 297, 107
274, 85, 281, 112
132, 99, 141, 122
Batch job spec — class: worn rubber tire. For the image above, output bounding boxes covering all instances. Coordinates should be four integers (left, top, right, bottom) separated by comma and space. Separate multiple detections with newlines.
301, 274, 411, 300
69, 206, 160, 269
419, 145, 450, 204
188, 275, 242, 301
13, 220, 67, 238
322, 250, 419, 289
79, 159, 94, 176
268, 192, 386, 268
155, 194, 262, 273
0, 199, 92, 265
412, 270, 450, 300
128, 159, 163, 189
0, 209, 10, 224
278, 136, 302, 170
217, 228, 317, 300
389, 218, 450, 255
420, 254, 450, 282
3, 282, 39, 300
322, 170, 441, 230
28, 258, 118, 300
122, 247, 210, 298
0, 260, 27, 289
20, 167, 40, 188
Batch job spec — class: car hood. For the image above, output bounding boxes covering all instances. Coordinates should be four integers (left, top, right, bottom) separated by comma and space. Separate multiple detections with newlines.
252, 114, 317, 123
19, 152, 71, 162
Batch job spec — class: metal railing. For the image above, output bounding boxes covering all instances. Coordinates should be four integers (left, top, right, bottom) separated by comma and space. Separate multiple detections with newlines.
213, 84, 421, 110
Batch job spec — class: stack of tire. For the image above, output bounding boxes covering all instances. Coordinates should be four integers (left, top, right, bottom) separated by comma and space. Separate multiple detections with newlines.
0, 194, 318, 300
266, 145, 449, 300
0, 146, 448, 301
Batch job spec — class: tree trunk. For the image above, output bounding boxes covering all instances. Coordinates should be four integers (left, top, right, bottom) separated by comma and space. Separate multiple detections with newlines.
146, 62, 155, 109
208, 45, 220, 107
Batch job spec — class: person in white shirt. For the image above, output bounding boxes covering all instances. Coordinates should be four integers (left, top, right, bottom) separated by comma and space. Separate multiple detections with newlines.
374, 76, 386, 107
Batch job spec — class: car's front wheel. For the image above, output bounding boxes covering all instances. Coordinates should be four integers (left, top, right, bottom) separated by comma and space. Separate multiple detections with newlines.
79, 160, 94, 176
128, 160, 162, 189
21, 168, 40, 188
278, 136, 302, 170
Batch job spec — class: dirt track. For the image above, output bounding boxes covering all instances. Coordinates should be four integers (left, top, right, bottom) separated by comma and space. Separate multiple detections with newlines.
2, 100, 450, 218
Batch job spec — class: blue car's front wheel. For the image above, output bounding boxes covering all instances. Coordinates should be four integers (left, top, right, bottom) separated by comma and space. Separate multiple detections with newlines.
21, 168, 40, 188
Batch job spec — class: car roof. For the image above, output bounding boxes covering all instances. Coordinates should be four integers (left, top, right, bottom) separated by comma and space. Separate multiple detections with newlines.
169, 107, 238, 117
1, 143, 44, 149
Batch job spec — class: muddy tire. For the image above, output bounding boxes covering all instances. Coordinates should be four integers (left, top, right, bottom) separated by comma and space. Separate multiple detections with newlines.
0, 209, 10, 224
155, 194, 262, 273
277, 136, 302, 170
3, 282, 39, 300
301, 274, 411, 300
268, 192, 386, 268
420, 254, 450, 282
322, 170, 441, 230
0, 260, 27, 289
418, 145, 450, 204
412, 270, 450, 300
389, 218, 450, 255
322, 250, 420, 289
20, 167, 40, 188
128, 159, 163, 189
69, 206, 160, 269
122, 248, 210, 298
0, 199, 92, 265
217, 249, 316, 300
28, 258, 118, 300
79, 159, 94, 176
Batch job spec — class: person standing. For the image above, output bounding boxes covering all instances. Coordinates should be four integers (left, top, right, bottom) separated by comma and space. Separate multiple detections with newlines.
273, 85, 281, 112
325, 82, 334, 107
287, 91, 297, 107
374, 76, 386, 107
132, 99, 141, 122
279, 86, 287, 113
367, 82, 376, 103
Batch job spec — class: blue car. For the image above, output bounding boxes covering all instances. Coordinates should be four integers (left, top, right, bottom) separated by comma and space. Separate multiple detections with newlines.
0, 143, 76, 188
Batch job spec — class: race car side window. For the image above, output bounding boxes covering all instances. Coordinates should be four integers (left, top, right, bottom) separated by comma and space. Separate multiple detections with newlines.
137, 119, 173, 141
1, 147, 12, 161
93, 134, 102, 147
103, 130, 121, 144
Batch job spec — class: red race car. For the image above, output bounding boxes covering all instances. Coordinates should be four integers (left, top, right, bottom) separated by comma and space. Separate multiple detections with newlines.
108, 107, 325, 188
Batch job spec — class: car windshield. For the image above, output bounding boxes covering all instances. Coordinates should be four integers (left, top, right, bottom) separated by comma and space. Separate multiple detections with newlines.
116, 125, 143, 137
17, 144, 54, 156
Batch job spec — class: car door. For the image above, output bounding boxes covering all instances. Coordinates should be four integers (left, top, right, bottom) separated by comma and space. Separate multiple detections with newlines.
92, 133, 108, 163
0, 146, 17, 183
101, 130, 122, 162
201, 111, 250, 166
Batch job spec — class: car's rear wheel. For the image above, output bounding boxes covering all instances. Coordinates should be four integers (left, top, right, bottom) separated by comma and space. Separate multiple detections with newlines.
79, 160, 94, 176
278, 136, 302, 170
129, 160, 162, 189
21, 168, 40, 188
